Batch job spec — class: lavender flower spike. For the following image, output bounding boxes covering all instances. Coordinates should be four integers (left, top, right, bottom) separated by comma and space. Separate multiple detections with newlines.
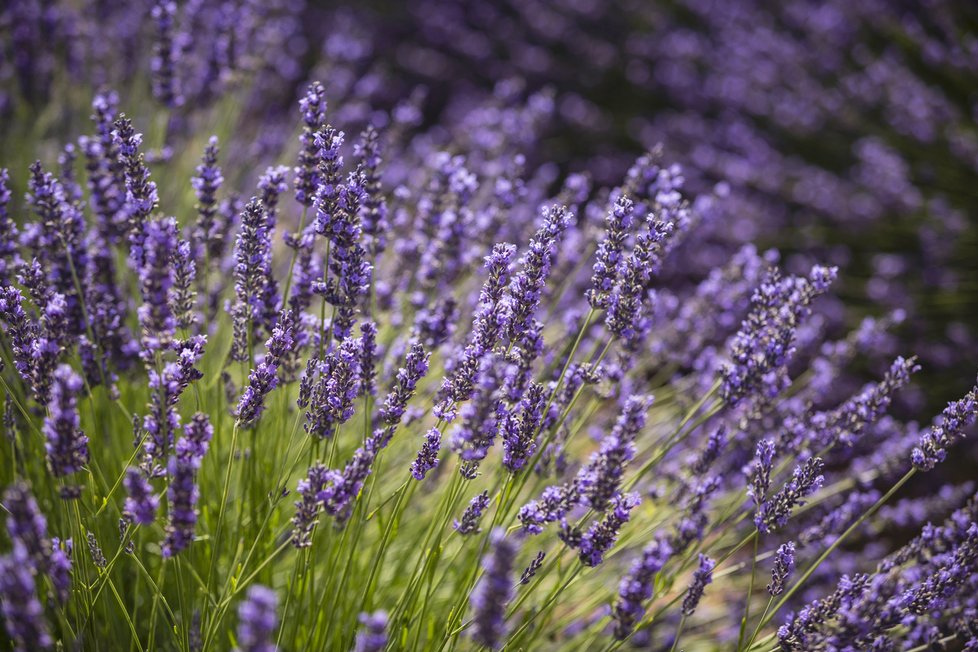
756, 457, 825, 533
434, 243, 517, 421
354, 610, 388, 652
162, 414, 213, 557
123, 467, 159, 525
236, 584, 278, 652
295, 82, 327, 206
237, 311, 296, 426
43, 364, 89, 479
471, 529, 517, 649
768, 542, 795, 597
911, 377, 978, 471
454, 490, 491, 535
150, 0, 182, 108
506, 204, 572, 343
578, 492, 641, 566
411, 427, 442, 480
613, 535, 674, 639
581, 394, 652, 511
587, 194, 634, 310
0, 545, 52, 651
682, 554, 716, 617
191, 136, 223, 263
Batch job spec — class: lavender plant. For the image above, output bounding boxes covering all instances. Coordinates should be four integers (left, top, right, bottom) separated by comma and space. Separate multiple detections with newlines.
1, 3, 978, 652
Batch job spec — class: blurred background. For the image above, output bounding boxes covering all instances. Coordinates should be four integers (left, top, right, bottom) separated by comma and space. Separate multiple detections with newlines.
2, 0, 976, 412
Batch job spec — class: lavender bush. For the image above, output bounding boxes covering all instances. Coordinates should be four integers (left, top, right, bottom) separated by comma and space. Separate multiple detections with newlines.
2, 2, 978, 651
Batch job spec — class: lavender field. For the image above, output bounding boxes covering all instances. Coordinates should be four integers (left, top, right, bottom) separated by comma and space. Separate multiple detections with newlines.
1, 1, 978, 650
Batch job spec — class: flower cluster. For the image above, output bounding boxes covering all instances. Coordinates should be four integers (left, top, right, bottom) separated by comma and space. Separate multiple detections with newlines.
2, 11, 978, 651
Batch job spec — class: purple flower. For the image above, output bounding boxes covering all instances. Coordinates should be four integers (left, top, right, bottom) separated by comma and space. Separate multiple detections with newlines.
747, 439, 776, 507
237, 311, 296, 426
681, 554, 716, 616
123, 467, 159, 525
376, 342, 430, 441
0, 545, 52, 651
604, 216, 676, 342
236, 585, 278, 652
471, 529, 517, 649
315, 168, 372, 342
768, 542, 795, 596
911, 378, 978, 471
506, 204, 571, 343
0, 168, 21, 286
613, 535, 673, 639
904, 522, 978, 615
150, 0, 182, 108
171, 238, 197, 330
230, 198, 276, 360
2, 483, 71, 603
355, 125, 389, 256
295, 82, 327, 206
587, 194, 634, 310
113, 115, 159, 263
358, 321, 378, 397
454, 490, 491, 535
578, 395, 652, 511
0, 285, 67, 405
756, 457, 825, 533
578, 492, 640, 566
434, 243, 517, 421
719, 265, 837, 405
778, 574, 872, 651
191, 136, 223, 263
502, 382, 546, 473
291, 464, 341, 548
354, 610, 388, 652
411, 427, 442, 480
141, 336, 207, 475
519, 551, 545, 585
163, 414, 213, 557
303, 336, 361, 438
43, 364, 88, 479
137, 217, 179, 354
312, 127, 346, 238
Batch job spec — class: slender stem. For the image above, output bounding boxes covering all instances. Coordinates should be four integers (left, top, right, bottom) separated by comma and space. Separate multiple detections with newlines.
668, 614, 687, 652
736, 531, 761, 651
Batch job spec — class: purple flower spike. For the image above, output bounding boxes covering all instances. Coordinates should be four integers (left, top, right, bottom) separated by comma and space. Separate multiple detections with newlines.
681, 554, 716, 617
236, 585, 278, 652
502, 382, 546, 473
613, 535, 673, 639
411, 427, 442, 480
137, 217, 179, 355
434, 243, 517, 421
150, 0, 182, 108
719, 265, 837, 405
756, 457, 824, 533
237, 311, 296, 426
43, 364, 89, 479
454, 490, 491, 535
191, 136, 223, 263
911, 378, 978, 471
354, 610, 388, 652
471, 529, 517, 650
588, 194, 634, 310
578, 492, 641, 566
123, 467, 158, 526
506, 204, 572, 344
768, 542, 795, 597
0, 545, 52, 651
295, 82, 327, 206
